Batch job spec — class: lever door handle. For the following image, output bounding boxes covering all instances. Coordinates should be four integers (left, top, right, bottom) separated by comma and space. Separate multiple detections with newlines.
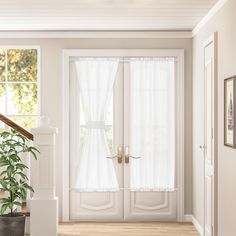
129, 155, 142, 159
106, 146, 123, 164
124, 146, 141, 164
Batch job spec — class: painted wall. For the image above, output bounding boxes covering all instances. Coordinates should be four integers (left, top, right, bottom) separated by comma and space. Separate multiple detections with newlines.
0, 38, 192, 219
193, 0, 236, 235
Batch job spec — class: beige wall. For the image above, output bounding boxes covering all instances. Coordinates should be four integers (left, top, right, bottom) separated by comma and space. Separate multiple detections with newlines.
193, 0, 236, 235
0, 38, 192, 219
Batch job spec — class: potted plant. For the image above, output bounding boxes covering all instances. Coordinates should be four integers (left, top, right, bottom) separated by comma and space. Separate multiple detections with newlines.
0, 129, 39, 236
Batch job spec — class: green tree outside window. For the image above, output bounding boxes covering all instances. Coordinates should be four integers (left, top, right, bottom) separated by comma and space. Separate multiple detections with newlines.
0, 49, 38, 131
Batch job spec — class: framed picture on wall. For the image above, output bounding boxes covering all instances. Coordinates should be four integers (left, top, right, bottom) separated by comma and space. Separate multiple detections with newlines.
224, 76, 236, 148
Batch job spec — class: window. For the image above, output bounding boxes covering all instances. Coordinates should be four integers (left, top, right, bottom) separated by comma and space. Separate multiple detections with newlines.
0, 47, 39, 130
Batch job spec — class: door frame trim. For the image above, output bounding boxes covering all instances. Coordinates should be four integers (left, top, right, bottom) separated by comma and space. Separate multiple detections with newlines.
62, 49, 185, 222
203, 33, 218, 236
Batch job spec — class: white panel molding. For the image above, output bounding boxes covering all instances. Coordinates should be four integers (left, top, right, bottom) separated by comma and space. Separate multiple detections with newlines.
80, 194, 115, 211
192, 0, 228, 37
133, 192, 169, 211
0, 31, 192, 38
192, 216, 204, 236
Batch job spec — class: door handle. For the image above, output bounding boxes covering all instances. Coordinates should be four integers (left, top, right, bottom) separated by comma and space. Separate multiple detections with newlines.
199, 145, 206, 149
106, 146, 123, 164
124, 146, 141, 164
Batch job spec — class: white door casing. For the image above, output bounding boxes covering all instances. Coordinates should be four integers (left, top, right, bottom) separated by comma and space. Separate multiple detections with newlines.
203, 33, 217, 236
62, 49, 185, 222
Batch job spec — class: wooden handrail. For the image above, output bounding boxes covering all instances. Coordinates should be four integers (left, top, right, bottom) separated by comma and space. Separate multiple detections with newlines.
0, 114, 34, 141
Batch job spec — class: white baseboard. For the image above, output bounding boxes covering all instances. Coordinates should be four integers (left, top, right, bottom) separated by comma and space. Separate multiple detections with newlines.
192, 216, 204, 236
183, 214, 192, 222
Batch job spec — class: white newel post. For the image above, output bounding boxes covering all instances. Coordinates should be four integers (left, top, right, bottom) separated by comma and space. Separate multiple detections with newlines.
30, 117, 58, 236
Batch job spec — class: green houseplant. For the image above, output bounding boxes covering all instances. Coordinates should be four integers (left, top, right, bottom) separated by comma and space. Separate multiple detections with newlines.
0, 129, 39, 236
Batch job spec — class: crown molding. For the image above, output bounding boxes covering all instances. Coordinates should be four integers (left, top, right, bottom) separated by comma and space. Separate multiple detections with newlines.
192, 0, 228, 37
0, 31, 192, 39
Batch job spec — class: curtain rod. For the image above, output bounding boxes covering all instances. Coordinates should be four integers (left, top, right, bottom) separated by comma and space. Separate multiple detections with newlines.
69, 57, 177, 63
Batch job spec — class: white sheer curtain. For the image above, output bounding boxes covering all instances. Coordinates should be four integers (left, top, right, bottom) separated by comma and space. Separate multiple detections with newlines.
129, 58, 176, 191
73, 58, 119, 192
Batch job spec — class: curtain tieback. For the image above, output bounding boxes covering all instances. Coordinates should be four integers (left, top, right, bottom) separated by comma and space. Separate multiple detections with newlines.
85, 121, 105, 129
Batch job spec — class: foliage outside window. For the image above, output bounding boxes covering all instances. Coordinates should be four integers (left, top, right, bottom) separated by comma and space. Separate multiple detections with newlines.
0, 48, 39, 131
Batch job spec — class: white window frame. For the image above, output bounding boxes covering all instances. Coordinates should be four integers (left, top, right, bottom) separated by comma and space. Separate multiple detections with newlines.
62, 49, 185, 222
0, 45, 41, 128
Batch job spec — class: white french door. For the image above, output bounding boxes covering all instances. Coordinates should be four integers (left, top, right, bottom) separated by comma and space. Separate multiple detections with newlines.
63, 50, 184, 222
69, 59, 124, 220
123, 58, 177, 220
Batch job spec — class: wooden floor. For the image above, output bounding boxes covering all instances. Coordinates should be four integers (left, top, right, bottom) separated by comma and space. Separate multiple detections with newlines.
58, 222, 200, 236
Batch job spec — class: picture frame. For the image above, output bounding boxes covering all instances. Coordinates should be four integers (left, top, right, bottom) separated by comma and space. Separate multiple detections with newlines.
224, 76, 236, 148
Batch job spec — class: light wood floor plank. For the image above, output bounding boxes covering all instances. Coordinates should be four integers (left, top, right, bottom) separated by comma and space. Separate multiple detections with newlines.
59, 222, 200, 236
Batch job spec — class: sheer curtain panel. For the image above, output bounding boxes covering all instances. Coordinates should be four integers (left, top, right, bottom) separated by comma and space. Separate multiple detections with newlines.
73, 58, 119, 192
129, 58, 176, 191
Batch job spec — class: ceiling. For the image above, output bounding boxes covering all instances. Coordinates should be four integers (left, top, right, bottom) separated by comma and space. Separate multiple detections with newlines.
0, 0, 218, 31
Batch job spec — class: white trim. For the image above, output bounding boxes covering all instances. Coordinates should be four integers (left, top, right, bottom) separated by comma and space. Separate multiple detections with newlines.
37, 46, 41, 121
62, 49, 184, 58
192, 216, 204, 236
183, 214, 192, 222
183, 215, 204, 235
62, 50, 70, 221
203, 32, 218, 236
176, 49, 185, 222
192, 0, 228, 37
0, 31, 192, 39
62, 49, 185, 222
0, 45, 41, 50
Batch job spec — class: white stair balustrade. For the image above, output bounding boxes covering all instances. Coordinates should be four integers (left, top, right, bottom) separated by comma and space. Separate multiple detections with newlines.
30, 117, 58, 236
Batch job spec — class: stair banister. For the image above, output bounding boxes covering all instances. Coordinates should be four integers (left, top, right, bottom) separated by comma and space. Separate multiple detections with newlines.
0, 113, 34, 141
